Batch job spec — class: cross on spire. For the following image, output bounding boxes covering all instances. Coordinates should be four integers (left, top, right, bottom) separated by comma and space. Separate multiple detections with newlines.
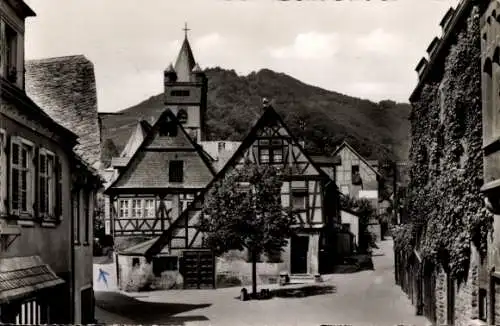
183, 22, 190, 38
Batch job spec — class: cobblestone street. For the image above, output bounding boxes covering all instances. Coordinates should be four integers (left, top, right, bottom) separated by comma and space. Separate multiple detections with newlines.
95, 238, 429, 326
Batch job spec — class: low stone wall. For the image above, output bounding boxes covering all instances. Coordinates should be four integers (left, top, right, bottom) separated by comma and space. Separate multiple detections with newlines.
116, 255, 183, 291
216, 250, 286, 287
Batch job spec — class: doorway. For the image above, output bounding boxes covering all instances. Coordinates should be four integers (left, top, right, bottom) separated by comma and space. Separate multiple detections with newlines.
291, 235, 309, 274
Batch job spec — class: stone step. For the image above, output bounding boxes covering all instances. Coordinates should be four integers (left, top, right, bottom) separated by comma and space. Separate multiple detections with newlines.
289, 274, 322, 284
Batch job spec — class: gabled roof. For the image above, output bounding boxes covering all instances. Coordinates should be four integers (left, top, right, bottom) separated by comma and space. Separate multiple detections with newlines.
174, 36, 196, 82
145, 105, 337, 258
332, 141, 383, 178
25, 55, 102, 170
119, 120, 151, 158
104, 109, 216, 193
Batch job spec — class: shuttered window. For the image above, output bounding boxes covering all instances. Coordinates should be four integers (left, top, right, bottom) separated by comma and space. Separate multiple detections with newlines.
38, 149, 55, 219
10, 137, 34, 216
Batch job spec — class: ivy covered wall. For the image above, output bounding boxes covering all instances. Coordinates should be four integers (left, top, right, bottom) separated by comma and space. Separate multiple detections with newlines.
393, 5, 493, 281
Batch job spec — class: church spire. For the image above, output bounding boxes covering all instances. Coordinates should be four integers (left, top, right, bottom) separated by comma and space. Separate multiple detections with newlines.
174, 22, 196, 82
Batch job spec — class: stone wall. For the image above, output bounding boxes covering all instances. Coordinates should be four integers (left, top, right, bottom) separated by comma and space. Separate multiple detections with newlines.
116, 255, 183, 292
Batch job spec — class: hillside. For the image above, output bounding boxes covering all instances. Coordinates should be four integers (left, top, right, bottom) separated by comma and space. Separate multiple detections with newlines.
100, 67, 411, 164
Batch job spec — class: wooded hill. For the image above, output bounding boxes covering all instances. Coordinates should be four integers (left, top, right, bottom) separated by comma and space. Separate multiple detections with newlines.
100, 67, 411, 167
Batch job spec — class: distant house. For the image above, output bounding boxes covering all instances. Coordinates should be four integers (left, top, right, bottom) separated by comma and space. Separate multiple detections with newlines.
0, 1, 101, 324
332, 141, 384, 240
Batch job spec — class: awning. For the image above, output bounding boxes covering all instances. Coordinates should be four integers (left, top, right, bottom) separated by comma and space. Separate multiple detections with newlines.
118, 237, 170, 256
0, 255, 65, 304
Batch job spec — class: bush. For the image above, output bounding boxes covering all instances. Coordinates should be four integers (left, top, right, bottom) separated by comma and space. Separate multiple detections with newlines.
217, 274, 242, 288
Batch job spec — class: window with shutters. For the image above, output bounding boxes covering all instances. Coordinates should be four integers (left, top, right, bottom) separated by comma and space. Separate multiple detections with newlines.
38, 149, 55, 220
84, 190, 90, 244
4, 23, 18, 84
55, 158, 62, 220
0, 130, 5, 215
169, 161, 183, 183
10, 137, 34, 217
73, 190, 80, 244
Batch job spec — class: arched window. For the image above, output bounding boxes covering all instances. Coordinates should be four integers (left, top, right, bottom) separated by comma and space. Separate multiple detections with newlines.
177, 109, 188, 124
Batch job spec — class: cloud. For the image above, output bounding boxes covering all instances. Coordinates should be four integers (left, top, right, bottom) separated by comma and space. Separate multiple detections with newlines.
269, 32, 340, 60
355, 28, 405, 56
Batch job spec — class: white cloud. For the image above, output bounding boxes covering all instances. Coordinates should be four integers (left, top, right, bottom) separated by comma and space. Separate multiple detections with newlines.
269, 32, 339, 60
355, 28, 404, 56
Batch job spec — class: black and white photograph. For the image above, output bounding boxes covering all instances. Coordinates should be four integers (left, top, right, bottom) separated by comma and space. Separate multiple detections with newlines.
0, 0, 497, 325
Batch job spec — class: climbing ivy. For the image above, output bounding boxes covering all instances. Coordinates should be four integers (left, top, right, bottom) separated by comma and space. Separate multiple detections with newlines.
394, 6, 493, 281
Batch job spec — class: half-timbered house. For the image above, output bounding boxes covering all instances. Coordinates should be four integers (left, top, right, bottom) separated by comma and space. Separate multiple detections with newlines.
103, 109, 215, 290
143, 104, 341, 289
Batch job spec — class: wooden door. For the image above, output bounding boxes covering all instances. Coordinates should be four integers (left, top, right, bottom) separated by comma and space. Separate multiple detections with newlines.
291, 235, 309, 274
182, 251, 215, 289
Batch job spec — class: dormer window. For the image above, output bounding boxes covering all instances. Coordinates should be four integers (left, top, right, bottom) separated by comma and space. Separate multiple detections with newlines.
171, 90, 190, 97
177, 109, 188, 124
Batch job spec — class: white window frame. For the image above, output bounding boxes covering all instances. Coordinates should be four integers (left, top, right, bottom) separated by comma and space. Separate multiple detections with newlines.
144, 198, 156, 218
38, 148, 55, 219
10, 137, 35, 217
118, 197, 157, 219
118, 199, 130, 218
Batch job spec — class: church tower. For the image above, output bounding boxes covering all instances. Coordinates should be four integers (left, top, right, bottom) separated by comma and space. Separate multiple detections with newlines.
164, 23, 207, 143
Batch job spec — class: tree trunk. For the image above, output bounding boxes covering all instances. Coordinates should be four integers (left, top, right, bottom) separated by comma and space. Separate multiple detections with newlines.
251, 250, 257, 297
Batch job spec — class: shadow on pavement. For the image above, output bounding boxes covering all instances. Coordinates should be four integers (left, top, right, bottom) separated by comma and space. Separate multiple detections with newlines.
272, 285, 336, 298
95, 291, 211, 324
236, 285, 337, 300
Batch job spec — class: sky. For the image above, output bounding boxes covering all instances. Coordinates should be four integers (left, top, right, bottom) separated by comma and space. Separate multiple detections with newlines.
23, 0, 459, 113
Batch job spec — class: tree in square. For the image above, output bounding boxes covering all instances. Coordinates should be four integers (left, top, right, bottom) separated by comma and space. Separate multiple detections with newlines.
200, 161, 295, 297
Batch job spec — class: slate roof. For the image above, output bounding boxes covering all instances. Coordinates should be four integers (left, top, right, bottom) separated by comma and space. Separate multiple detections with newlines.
120, 120, 151, 158
174, 36, 197, 82
25, 55, 102, 170
105, 109, 216, 193
0, 255, 65, 303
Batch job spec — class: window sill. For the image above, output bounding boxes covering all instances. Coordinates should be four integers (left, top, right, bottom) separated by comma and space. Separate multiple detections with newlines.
41, 221, 57, 228
17, 219, 35, 227
74, 241, 81, 246
483, 136, 500, 155
83, 242, 90, 247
